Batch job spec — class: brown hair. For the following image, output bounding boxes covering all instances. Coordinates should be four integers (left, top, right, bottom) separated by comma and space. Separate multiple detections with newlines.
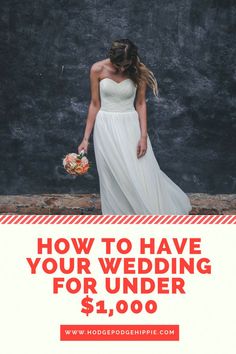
107, 38, 159, 96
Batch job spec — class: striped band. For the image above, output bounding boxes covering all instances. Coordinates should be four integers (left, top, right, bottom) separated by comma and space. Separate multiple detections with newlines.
0, 215, 235, 224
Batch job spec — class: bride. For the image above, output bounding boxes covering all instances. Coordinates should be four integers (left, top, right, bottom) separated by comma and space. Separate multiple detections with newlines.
78, 38, 192, 215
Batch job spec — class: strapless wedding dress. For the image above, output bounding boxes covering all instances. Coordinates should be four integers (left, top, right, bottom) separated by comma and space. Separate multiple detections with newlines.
93, 77, 192, 215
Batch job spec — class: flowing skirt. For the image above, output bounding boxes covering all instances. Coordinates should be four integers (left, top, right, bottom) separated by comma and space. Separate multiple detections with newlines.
93, 109, 192, 215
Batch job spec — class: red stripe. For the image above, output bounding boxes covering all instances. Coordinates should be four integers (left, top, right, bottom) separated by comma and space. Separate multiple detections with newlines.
196, 215, 206, 224
26, 215, 38, 224
55, 215, 68, 224
208, 215, 218, 224
180, 215, 191, 224
214, 215, 226, 224
5, 215, 19, 224
74, 216, 86, 224
2, 215, 15, 224
117, 215, 130, 224
68, 216, 79, 224
135, 215, 147, 224
221, 215, 234, 224
81, 215, 93, 224
111, 215, 123, 224
165, 215, 178, 224
61, 215, 73, 224
20, 215, 31, 224
38, 215, 51, 224
160, 215, 172, 224
100, 215, 113, 224
169, 215, 182, 224
202, 215, 213, 224
147, 215, 159, 224
85, 215, 98, 224
0, 215, 236, 224
15, 215, 26, 223
140, 215, 154, 224
153, 216, 165, 224
31, 215, 42, 224
123, 215, 134, 224
44, 215, 56, 224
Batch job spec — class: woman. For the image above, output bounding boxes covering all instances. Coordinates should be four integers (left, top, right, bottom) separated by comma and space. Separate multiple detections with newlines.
78, 38, 192, 215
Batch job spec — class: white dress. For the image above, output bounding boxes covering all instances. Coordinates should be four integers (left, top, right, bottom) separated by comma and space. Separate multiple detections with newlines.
93, 77, 192, 215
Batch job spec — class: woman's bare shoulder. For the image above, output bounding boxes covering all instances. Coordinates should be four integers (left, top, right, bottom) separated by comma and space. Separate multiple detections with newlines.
90, 59, 108, 74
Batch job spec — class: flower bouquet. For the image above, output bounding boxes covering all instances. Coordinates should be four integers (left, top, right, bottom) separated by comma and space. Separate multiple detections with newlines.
62, 150, 89, 175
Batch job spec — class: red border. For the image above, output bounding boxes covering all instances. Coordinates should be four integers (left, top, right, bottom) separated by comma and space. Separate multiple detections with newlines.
0, 215, 235, 224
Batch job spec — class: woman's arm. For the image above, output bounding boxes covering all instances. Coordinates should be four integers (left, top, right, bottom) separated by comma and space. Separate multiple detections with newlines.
135, 80, 148, 158
78, 63, 101, 153
135, 80, 147, 138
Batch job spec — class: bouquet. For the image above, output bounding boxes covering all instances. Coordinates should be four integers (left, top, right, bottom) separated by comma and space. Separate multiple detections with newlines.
62, 150, 89, 175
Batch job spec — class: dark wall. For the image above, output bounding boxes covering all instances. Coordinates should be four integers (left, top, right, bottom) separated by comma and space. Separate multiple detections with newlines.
1, 0, 235, 195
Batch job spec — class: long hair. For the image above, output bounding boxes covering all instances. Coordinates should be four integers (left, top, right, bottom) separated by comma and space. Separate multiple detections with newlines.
107, 39, 159, 97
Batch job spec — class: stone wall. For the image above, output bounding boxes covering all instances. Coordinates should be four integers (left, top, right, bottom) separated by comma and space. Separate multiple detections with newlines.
0, 194, 235, 215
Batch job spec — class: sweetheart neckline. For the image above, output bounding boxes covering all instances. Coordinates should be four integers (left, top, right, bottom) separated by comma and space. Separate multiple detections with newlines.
99, 77, 132, 85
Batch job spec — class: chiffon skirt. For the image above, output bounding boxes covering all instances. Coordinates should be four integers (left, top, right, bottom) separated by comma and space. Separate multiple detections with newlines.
93, 109, 192, 215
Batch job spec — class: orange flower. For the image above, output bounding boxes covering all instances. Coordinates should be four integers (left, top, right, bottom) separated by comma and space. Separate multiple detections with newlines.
63, 152, 90, 176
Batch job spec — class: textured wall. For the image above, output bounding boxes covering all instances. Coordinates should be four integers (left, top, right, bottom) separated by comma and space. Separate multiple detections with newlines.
1, 0, 235, 194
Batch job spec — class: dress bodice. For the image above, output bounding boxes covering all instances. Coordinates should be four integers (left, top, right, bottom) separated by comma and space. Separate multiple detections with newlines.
99, 78, 137, 112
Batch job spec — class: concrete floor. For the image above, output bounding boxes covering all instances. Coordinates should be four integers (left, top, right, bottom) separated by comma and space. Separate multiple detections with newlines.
0, 193, 235, 215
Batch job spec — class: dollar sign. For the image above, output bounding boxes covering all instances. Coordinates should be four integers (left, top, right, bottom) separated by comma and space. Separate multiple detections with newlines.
81, 295, 94, 316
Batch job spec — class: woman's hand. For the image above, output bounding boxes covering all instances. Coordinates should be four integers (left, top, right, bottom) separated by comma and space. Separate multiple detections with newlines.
137, 136, 147, 158
78, 138, 89, 154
